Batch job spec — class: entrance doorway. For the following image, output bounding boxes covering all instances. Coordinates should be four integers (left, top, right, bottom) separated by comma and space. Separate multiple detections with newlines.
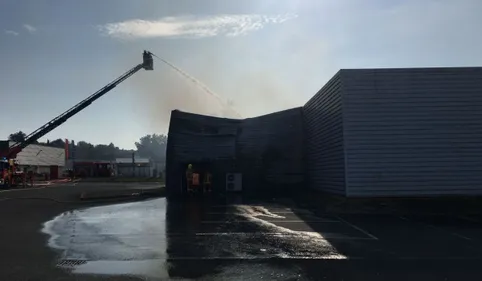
181, 162, 214, 196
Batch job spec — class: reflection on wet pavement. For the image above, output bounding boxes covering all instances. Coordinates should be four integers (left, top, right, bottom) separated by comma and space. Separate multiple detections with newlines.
42, 198, 352, 280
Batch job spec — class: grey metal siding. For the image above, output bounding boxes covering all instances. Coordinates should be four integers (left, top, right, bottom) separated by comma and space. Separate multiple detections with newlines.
342, 67, 482, 197
303, 72, 346, 195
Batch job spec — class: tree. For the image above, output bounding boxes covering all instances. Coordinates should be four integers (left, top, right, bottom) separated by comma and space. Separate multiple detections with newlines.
70, 141, 134, 160
49, 138, 65, 148
75, 141, 95, 160
8, 131, 27, 142
6, 131, 166, 162
135, 134, 167, 161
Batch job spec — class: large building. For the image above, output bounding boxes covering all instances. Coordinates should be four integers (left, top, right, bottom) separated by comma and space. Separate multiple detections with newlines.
165, 108, 304, 197
166, 67, 482, 198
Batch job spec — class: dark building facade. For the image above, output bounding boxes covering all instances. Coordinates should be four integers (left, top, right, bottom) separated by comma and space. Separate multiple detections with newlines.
165, 108, 304, 197
167, 67, 482, 198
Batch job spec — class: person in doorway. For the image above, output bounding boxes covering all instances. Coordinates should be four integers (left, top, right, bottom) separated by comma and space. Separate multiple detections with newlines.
186, 164, 194, 193
204, 171, 212, 193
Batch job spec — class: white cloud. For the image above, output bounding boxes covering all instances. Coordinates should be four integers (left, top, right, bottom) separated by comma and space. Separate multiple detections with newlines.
98, 14, 298, 39
23, 24, 36, 33
5, 30, 19, 36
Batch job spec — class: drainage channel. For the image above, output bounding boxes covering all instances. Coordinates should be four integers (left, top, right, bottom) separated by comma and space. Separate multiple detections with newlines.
56, 259, 88, 267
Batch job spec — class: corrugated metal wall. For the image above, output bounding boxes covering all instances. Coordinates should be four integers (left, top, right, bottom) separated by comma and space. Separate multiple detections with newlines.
236, 108, 305, 195
302, 72, 346, 195
342, 67, 482, 196
165, 110, 239, 197
166, 108, 305, 197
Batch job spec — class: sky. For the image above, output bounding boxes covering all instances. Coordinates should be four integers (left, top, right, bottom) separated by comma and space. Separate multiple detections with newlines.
1, 0, 481, 149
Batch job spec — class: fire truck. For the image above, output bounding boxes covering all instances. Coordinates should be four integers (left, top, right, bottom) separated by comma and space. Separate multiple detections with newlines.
0, 51, 154, 189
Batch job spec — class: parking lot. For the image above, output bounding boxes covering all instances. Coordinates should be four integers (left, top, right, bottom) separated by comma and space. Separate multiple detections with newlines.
164, 199, 482, 260
161, 199, 482, 280
1, 183, 482, 280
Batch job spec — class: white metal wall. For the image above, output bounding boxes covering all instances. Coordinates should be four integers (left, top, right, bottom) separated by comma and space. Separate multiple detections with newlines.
11, 141, 65, 167
117, 166, 152, 177
342, 67, 482, 197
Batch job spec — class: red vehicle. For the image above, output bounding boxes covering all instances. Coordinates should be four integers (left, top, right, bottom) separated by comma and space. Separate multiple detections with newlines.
0, 51, 154, 189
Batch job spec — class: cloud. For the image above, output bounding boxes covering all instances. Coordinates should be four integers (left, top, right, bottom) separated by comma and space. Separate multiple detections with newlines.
98, 14, 298, 39
23, 24, 36, 33
5, 30, 19, 36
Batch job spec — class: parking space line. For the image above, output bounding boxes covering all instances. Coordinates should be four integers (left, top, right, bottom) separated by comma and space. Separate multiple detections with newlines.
157, 255, 350, 260
206, 211, 305, 215
209, 205, 290, 208
334, 215, 379, 240
206, 211, 321, 216
451, 232, 473, 241
457, 216, 481, 224
191, 232, 375, 240
137, 256, 482, 261
399, 216, 475, 243
200, 220, 341, 223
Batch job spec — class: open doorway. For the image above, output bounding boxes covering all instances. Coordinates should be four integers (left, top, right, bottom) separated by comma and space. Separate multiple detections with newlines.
180, 161, 215, 196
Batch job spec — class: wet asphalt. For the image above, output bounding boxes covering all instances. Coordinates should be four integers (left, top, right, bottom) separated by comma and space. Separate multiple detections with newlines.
1, 182, 482, 280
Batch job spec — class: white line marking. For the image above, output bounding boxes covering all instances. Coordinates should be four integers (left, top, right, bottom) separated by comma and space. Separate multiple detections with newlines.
396, 256, 482, 260
206, 211, 320, 215
458, 216, 481, 223
72, 232, 365, 238
206, 211, 303, 215
209, 205, 289, 208
72, 232, 368, 240
162, 256, 482, 260
200, 220, 341, 224
61, 256, 482, 261
160, 255, 350, 260
191, 232, 374, 240
399, 216, 475, 243
334, 215, 379, 240
451, 233, 473, 241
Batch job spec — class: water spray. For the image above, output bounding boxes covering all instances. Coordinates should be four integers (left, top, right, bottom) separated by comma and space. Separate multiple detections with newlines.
148, 52, 243, 118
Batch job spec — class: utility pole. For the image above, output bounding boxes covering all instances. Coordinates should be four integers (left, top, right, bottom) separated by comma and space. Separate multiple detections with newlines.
132, 152, 135, 177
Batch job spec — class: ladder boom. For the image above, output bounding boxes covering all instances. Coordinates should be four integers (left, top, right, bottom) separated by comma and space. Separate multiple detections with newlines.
6, 50, 154, 158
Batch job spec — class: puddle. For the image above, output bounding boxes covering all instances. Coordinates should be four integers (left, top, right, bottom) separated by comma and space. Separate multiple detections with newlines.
42, 199, 335, 280
42, 198, 170, 279
234, 205, 347, 259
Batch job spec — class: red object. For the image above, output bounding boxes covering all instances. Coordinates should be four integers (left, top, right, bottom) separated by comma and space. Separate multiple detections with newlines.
50, 165, 59, 180
65, 139, 69, 160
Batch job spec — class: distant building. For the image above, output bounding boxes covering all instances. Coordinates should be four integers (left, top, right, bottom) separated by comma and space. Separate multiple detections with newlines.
6, 141, 65, 179
115, 158, 153, 177
71, 159, 114, 177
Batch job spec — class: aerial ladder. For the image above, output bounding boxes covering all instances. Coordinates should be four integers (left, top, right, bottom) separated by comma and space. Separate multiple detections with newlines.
0, 51, 154, 188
